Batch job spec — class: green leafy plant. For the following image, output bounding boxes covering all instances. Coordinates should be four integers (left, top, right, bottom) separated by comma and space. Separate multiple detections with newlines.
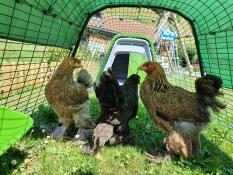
76, 45, 102, 62
37, 104, 58, 124
76, 46, 93, 60
30, 104, 58, 135
45, 47, 70, 65
178, 46, 198, 67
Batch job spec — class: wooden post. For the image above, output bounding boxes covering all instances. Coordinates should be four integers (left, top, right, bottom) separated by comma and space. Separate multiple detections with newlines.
165, 45, 174, 71
153, 12, 171, 39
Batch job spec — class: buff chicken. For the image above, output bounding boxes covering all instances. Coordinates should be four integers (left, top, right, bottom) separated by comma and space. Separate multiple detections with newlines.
45, 57, 94, 143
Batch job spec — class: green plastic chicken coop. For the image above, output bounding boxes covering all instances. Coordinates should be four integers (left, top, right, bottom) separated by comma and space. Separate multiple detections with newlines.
98, 34, 156, 84
0, 0, 233, 156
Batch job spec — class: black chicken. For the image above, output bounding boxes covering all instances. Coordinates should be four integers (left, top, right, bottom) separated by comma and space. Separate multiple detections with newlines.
90, 69, 140, 154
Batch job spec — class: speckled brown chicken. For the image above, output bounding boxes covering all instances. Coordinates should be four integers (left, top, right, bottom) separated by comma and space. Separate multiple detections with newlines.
139, 61, 226, 159
45, 57, 94, 142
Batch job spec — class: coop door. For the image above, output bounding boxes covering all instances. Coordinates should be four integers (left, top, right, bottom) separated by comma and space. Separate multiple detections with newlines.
111, 53, 130, 85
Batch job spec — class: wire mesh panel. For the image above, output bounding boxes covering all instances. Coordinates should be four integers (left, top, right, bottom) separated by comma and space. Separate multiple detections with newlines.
0, 5, 232, 126
0, 39, 70, 114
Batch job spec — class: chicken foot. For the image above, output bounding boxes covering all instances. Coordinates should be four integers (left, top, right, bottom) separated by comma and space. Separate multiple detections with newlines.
53, 125, 68, 139
145, 150, 174, 163
73, 128, 90, 146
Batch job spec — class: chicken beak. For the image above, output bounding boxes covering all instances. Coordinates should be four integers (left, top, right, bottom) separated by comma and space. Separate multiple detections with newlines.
138, 65, 146, 72
76, 58, 83, 68
76, 61, 83, 68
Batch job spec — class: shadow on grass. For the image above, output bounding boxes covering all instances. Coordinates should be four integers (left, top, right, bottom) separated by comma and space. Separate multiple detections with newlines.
0, 148, 27, 175
71, 170, 95, 175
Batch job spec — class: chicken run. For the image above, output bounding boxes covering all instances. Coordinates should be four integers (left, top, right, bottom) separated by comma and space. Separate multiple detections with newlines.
0, 0, 233, 174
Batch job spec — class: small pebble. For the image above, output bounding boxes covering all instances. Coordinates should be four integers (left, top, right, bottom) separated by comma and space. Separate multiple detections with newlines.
72, 167, 78, 172
44, 140, 49, 144
11, 160, 17, 165
28, 149, 33, 154
24, 159, 30, 164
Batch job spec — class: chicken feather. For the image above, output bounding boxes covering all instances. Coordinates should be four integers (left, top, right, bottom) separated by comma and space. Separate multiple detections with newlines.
45, 57, 94, 140
139, 61, 225, 159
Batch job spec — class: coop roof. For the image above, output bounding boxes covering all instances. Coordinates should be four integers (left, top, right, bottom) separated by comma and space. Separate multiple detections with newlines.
103, 34, 156, 64
0, 1, 233, 87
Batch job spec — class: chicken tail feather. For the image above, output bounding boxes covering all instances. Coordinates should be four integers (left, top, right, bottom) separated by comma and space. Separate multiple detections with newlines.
76, 69, 93, 89
195, 74, 226, 112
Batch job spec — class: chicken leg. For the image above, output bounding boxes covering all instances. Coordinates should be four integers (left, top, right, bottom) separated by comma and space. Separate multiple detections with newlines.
74, 128, 90, 145
53, 125, 68, 139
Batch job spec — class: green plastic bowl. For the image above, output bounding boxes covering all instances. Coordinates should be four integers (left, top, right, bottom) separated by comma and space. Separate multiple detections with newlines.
0, 106, 33, 156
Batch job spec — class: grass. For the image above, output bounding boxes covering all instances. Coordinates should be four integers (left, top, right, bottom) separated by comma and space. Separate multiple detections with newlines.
128, 52, 147, 82
0, 98, 233, 175
0, 39, 69, 63
0, 39, 45, 63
